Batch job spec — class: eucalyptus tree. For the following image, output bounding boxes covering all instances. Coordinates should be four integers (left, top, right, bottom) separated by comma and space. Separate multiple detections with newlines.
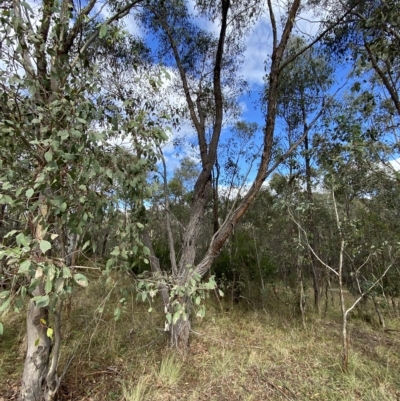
132, 0, 356, 352
0, 0, 166, 399
325, 0, 400, 116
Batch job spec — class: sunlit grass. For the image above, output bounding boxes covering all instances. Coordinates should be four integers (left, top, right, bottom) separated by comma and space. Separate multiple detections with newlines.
122, 376, 151, 401
157, 353, 183, 387
1, 279, 399, 400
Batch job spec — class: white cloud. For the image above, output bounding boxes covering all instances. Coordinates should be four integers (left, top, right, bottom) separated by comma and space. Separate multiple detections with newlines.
93, 2, 143, 37
389, 157, 400, 172
241, 16, 273, 86
240, 5, 323, 87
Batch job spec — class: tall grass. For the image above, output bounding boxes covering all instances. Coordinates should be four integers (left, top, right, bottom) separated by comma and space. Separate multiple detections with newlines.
1, 278, 399, 400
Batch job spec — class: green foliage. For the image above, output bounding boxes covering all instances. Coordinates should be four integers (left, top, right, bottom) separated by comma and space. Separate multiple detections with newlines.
135, 270, 219, 325
0, 0, 167, 335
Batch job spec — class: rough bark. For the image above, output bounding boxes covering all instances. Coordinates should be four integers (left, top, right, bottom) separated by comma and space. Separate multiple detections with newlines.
372, 296, 386, 329
20, 288, 51, 401
170, 305, 191, 353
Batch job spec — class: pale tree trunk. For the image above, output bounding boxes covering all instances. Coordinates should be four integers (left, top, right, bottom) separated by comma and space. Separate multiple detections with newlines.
333, 188, 350, 372
20, 195, 51, 401
20, 197, 63, 401
20, 285, 51, 401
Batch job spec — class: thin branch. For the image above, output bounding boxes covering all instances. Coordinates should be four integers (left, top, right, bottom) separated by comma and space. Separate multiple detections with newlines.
346, 262, 394, 316
158, 146, 178, 277
13, 0, 36, 78
289, 209, 339, 277
364, 40, 400, 115
70, 0, 143, 68
267, 0, 277, 51
279, 1, 362, 72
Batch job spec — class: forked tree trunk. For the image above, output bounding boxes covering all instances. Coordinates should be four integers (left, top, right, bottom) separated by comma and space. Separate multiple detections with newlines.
20, 295, 51, 401
160, 0, 302, 353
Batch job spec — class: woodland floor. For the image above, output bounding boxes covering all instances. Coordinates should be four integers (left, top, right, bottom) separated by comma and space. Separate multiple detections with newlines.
1, 277, 400, 401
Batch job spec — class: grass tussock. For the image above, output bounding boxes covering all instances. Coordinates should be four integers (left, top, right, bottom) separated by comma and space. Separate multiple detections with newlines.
1, 277, 400, 400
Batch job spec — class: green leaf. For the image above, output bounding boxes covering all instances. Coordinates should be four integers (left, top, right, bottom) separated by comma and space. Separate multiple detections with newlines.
18, 259, 31, 273
74, 273, 88, 288
0, 298, 10, 313
40, 240, 51, 254
114, 307, 121, 321
166, 313, 172, 324
32, 295, 49, 308
99, 24, 108, 39
26, 188, 34, 199
172, 310, 181, 325
196, 307, 205, 318
45, 279, 52, 294
54, 277, 64, 293
3, 230, 18, 238
57, 130, 69, 140
0, 291, 10, 299
0, 194, 13, 205
44, 151, 52, 162
35, 338, 39, 346
63, 267, 72, 278
16, 233, 29, 247
0, 322, 3, 335
110, 246, 120, 256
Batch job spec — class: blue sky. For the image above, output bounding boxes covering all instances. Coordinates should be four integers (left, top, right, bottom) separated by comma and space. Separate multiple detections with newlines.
94, 0, 400, 183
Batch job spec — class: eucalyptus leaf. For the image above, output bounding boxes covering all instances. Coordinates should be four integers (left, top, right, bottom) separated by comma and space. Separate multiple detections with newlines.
40, 240, 51, 254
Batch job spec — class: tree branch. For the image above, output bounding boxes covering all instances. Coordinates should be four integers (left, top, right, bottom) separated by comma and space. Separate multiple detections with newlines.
158, 146, 178, 277
364, 40, 400, 115
70, 0, 143, 68
279, 1, 362, 72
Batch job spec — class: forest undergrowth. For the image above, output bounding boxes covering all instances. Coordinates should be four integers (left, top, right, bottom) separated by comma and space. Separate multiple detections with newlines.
1, 274, 399, 401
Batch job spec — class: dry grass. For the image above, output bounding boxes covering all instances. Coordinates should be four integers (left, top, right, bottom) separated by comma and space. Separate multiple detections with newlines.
1, 278, 400, 400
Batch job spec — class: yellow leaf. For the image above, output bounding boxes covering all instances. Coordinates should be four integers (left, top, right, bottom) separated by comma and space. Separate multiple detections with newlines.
47, 327, 53, 339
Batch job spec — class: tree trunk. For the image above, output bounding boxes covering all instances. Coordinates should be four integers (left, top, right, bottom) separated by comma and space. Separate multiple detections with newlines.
20, 292, 51, 401
311, 266, 321, 313
170, 298, 191, 354
391, 297, 399, 318
373, 296, 386, 329
341, 312, 349, 372
101, 232, 109, 258
165, 0, 302, 352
